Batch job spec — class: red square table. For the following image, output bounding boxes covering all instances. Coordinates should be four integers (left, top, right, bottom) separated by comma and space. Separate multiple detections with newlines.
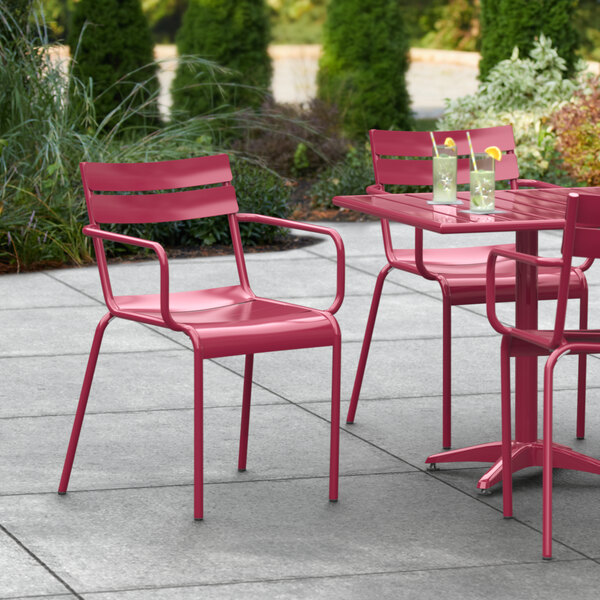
334, 186, 600, 491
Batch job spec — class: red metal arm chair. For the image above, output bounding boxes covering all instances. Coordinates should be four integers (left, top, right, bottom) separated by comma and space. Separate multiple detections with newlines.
346, 126, 589, 450
487, 192, 600, 559
58, 154, 344, 520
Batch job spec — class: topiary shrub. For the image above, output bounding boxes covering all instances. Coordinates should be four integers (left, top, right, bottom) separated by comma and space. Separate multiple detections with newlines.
551, 76, 600, 186
317, 0, 413, 140
479, 0, 579, 81
68, 0, 159, 130
171, 0, 272, 118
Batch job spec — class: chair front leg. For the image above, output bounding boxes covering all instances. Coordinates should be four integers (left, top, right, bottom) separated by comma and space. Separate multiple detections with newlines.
192, 340, 204, 521
500, 336, 513, 518
442, 296, 452, 449
543, 352, 559, 560
330, 338, 341, 502
238, 354, 254, 472
59, 312, 113, 494
347, 263, 393, 424
577, 288, 588, 439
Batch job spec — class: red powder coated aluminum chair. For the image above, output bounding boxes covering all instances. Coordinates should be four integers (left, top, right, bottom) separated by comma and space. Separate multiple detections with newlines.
58, 154, 344, 520
346, 126, 589, 450
487, 192, 600, 559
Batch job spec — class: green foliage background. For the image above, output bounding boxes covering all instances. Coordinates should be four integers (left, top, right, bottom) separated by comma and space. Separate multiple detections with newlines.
317, 0, 412, 140
68, 0, 159, 129
479, 0, 580, 80
171, 0, 272, 117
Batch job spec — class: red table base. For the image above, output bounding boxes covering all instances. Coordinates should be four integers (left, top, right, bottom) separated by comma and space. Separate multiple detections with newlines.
425, 441, 600, 490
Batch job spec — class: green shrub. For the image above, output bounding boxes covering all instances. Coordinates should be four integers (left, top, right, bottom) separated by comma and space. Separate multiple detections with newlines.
317, 0, 413, 140
439, 36, 585, 182
68, 0, 159, 130
551, 76, 600, 186
308, 146, 374, 209
172, 0, 272, 118
479, 0, 579, 81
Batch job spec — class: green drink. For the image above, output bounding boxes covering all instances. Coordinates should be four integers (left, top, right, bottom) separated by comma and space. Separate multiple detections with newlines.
470, 153, 495, 212
432, 146, 457, 203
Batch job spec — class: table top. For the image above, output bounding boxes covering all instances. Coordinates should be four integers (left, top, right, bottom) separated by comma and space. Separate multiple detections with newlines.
333, 187, 600, 234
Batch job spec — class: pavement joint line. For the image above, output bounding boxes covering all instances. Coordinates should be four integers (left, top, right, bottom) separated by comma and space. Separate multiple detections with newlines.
0, 522, 85, 600
0, 470, 423, 499
0, 400, 293, 421
76, 556, 593, 597
44, 271, 105, 306
2, 594, 76, 599
0, 348, 189, 360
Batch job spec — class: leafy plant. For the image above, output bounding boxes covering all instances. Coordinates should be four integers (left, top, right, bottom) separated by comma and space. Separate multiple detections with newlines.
0, 2, 293, 272
438, 36, 586, 182
68, 0, 160, 130
551, 76, 600, 186
317, 0, 413, 140
172, 0, 272, 118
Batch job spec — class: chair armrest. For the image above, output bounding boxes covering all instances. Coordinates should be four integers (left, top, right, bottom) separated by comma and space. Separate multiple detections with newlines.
235, 213, 345, 314
485, 247, 563, 336
516, 179, 561, 189
366, 183, 385, 195
83, 225, 179, 329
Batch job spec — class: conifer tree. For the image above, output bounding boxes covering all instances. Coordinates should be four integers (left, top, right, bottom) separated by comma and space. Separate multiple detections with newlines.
171, 0, 272, 118
479, 0, 579, 80
68, 0, 159, 128
317, 0, 413, 139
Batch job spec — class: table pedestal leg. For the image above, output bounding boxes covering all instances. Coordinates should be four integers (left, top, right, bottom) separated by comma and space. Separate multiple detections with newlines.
426, 440, 600, 489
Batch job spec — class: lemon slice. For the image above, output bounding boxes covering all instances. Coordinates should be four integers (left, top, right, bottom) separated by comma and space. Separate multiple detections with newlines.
444, 137, 456, 148
484, 146, 502, 161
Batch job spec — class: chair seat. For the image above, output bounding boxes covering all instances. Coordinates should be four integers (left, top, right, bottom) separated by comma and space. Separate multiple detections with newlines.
393, 243, 585, 305
116, 285, 336, 358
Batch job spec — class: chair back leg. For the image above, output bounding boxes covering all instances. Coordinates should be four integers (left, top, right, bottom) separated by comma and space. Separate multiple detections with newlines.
347, 263, 393, 424
59, 313, 113, 494
238, 354, 254, 472
330, 338, 342, 502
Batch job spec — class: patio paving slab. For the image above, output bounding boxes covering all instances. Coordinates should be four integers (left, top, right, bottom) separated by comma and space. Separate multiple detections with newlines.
308, 387, 600, 472
80, 559, 600, 600
0, 350, 284, 418
0, 271, 97, 310
0, 473, 580, 594
0, 403, 410, 496
0, 529, 69, 598
0, 306, 179, 358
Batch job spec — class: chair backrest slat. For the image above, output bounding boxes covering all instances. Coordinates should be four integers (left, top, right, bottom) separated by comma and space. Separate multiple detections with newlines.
80, 154, 238, 224
82, 155, 232, 192
369, 125, 519, 188
376, 154, 519, 186
92, 185, 238, 224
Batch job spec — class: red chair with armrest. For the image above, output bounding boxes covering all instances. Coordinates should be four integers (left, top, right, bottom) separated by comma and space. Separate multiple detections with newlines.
487, 192, 600, 559
346, 126, 589, 451
58, 154, 344, 519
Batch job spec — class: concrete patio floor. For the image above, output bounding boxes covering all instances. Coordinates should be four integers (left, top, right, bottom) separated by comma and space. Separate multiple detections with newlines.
2, 220, 600, 599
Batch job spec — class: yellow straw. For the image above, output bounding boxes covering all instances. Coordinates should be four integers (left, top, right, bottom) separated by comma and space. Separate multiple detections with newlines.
429, 132, 439, 157
466, 131, 477, 171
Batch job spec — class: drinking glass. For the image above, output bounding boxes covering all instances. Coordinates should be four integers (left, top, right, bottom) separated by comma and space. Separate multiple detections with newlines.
432, 145, 457, 203
470, 153, 495, 213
